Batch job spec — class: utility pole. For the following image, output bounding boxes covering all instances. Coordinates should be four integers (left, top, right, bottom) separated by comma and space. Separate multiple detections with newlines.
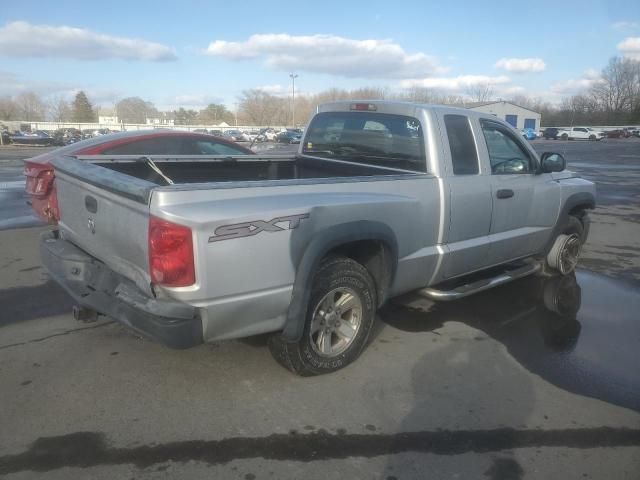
289, 73, 298, 127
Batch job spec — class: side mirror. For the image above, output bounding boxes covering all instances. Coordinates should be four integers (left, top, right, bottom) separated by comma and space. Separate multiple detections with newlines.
540, 152, 566, 173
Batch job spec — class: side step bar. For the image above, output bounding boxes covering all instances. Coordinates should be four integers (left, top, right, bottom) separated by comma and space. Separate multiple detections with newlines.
418, 262, 541, 302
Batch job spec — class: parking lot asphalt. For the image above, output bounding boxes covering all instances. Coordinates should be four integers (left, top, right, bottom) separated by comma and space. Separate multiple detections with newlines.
0, 139, 639, 479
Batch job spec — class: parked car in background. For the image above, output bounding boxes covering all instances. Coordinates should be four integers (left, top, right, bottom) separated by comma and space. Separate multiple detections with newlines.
276, 129, 302, 144
82, 129, 98, 139
209, 129, 223, 136
521, 128, 537, 140
10, 130, 57, 146
542, 127, 560, 140
52, 128, 83, 145
257, 128, 278, 142
606, 129, 631, 139
24, 130, 254, 223
223, 129, 249, 142
559, 127, 605, 141
246, 129, 262, 142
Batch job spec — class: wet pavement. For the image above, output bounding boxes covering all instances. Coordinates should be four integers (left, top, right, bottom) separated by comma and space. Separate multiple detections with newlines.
0, 140, 639, 478
383, 270, 640, 413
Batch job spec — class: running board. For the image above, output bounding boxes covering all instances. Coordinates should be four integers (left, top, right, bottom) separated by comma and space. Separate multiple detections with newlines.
418, 262, 541, 301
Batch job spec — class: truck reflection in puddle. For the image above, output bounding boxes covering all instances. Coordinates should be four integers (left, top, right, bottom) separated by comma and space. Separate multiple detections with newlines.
382, 271, 640, 412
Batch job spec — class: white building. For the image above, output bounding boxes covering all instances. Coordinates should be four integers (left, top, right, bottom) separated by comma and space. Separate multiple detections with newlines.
146, 112, 175, 126
98, 115, 119, 124
98, 108, 118, 125
465, 101, 541, 130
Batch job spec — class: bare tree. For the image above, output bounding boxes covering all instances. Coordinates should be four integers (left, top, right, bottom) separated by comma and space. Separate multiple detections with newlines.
14, 92, 47, 121
116, 97, 157, 124
237, 90, 286, 125
48, 95, 72, 122
590, 56, 640, 122
198, 104, 234, 125
465, 83, 494, 103
0, 96, 17, 120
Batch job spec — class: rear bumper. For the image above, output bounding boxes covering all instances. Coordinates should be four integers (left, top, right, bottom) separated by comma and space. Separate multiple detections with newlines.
40, 231, 203, 349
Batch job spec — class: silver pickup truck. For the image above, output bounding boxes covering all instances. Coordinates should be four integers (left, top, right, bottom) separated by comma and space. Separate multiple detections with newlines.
40, 101, 595, 375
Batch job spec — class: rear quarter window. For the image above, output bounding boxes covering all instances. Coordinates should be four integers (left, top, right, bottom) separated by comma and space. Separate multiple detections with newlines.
444, 114, 479, 175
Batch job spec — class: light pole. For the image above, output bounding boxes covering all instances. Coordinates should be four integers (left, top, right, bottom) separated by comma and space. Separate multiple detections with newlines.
289, 73, 298, 127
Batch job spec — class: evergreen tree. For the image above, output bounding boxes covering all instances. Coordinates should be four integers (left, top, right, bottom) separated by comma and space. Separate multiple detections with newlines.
72, 91, 95, 122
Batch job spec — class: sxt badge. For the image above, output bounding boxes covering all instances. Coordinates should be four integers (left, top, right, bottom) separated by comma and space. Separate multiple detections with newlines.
208, 213, 309, 243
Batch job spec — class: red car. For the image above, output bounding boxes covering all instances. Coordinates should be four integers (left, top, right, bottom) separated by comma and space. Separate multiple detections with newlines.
606, 129, 631, 139
24, 130, 253, 223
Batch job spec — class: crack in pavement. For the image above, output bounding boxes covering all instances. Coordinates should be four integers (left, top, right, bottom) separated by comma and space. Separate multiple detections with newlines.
0, 321, 115, 350
1, 428, 639, 474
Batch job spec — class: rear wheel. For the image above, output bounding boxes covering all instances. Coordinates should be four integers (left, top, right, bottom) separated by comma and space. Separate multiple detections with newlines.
546, 216, 585, 275
268, 256, 377, 376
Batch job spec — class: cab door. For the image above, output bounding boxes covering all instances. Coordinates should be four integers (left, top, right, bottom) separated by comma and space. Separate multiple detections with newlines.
439, 113, 493, 279
478, 119, 561, 265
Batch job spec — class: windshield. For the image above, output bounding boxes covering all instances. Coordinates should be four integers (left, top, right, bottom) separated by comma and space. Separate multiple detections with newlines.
302, 111, 426, 172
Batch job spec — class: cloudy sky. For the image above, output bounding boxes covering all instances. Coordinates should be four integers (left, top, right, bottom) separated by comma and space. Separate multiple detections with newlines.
1, 0, 639, 110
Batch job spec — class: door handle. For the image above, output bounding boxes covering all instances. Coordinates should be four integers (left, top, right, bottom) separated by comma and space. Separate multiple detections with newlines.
496, 189, 514, 199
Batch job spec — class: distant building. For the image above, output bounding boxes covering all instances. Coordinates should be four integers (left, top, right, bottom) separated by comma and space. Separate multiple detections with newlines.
98, 108, 118, 125
146, 112, 175, 126
465, 101, 541, 130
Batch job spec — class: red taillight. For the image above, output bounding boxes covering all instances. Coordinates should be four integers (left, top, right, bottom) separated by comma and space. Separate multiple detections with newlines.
25, 168, 54, 197
148, 216, 195, 287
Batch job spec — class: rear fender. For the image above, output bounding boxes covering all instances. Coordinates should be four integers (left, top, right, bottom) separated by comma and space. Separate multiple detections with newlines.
282, 220, 398, 342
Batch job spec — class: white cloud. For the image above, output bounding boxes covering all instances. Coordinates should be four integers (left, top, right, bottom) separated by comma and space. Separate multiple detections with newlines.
612, 21, 639, 31
550, 69, 603, 94
0, 21, 177, 61
205, 33, 446, 79
494, 57, 546, 73
400, 75, 510, 90
500, 85, 527, 96
617, 36, 640, 60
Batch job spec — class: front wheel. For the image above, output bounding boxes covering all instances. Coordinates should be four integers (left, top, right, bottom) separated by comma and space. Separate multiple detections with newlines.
546, 216, 585, 275
268, 256, 377, 376
561, 133, 569, 140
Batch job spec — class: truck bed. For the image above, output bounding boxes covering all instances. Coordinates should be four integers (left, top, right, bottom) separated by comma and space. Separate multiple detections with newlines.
86, 154, 395, 185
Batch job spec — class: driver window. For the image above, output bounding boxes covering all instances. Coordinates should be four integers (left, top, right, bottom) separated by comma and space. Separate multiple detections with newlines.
481, 121, 534, 174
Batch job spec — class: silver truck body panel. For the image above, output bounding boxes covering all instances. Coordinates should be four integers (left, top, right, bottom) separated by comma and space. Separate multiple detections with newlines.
150, 176, 441, 341
47, 100, 596, 344
55, 170, 153, 296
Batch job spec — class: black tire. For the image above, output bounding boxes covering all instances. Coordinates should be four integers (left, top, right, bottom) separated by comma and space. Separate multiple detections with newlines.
589, 134, 596, 141
561, 133, 569, 140
268, 256, 377, 376
545, 216, 585, 275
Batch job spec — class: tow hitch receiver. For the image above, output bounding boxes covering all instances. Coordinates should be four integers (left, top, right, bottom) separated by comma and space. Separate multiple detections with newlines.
72, 305, 99, 323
